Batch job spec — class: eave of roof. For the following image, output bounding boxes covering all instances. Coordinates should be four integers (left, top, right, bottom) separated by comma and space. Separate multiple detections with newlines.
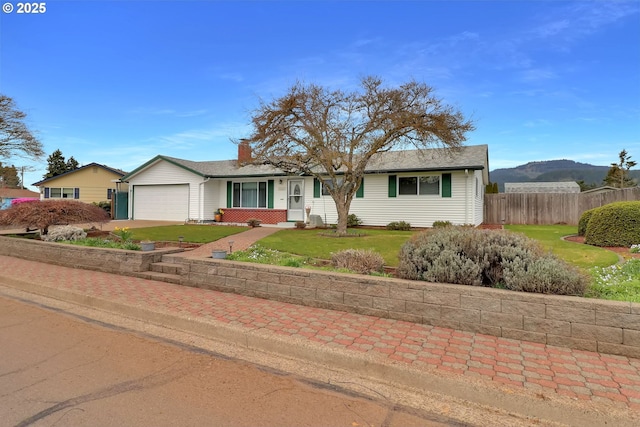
121, 144, 489, 181
32, 162, 127, 186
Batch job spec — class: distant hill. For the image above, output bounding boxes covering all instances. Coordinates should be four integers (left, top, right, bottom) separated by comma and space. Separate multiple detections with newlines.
490, 160, 640, 192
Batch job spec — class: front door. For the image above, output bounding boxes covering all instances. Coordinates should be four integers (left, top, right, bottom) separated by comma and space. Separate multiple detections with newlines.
287, 179, 304, 221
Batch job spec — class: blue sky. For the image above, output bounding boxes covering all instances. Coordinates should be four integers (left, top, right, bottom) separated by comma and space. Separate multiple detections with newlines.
1, 0, 639, 190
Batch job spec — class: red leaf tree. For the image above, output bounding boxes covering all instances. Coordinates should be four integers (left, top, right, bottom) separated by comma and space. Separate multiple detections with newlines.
0, 200, 109, 235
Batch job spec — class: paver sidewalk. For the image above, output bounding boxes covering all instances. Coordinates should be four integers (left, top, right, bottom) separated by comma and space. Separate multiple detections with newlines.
0, 254, 639, 424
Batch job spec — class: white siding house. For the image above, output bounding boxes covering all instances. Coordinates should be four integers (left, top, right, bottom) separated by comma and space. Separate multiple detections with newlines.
121, 144, 490, 227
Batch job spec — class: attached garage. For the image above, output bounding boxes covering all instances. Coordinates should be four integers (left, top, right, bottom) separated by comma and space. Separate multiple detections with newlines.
132, 184, 189, 221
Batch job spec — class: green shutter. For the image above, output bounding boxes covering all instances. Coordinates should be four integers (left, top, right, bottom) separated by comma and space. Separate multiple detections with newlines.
442, 173, 452, 198
314, 178, 320, 198
267, 179, 274, 209
226, 181, 233, 208
356, 178, 364, 198
388, 175, 396, 197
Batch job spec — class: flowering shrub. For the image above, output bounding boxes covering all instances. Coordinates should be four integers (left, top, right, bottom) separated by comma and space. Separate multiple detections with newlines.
631, 244, 640, 254
10, 198, 39, 205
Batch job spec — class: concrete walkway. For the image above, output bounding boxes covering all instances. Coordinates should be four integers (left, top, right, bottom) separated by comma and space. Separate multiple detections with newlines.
0, 252, 639, 426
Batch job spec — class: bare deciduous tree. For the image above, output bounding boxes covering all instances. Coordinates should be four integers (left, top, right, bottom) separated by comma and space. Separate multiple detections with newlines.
244, 76, 475, 234
0, 94, 44, 160
0, 200, 109, 235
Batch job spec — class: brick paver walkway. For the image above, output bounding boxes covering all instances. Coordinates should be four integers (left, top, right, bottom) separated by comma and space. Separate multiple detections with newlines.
1, 254, 639, 416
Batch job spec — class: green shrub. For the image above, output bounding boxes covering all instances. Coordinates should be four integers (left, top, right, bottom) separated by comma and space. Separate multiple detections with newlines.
584, 201, 640, 247
386, 221, 411, 231
432, 220, 452, 228
502, 255, 588, 295
331, 248, 384, 274
397, 227, 586, 295
578, 208, 597, 236
347, 213, 363, 227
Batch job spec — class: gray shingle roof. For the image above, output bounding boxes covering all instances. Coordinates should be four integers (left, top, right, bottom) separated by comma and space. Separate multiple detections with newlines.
123, 144, 489, 180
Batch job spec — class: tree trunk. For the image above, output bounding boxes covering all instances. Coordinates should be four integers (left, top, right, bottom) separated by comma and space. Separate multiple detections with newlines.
333, 190, 353, 236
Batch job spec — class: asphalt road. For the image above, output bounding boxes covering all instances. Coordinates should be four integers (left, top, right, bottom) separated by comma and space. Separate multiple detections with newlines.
0, 295, 460, 427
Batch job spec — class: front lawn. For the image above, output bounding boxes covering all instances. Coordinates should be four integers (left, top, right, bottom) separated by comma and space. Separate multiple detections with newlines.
504, 225, 619, 269
129, 224, 248, 243
256, 228, 414, 267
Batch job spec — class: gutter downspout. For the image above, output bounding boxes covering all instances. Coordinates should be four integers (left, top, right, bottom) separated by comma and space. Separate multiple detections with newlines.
198, 177, 211, 223
465, 169, 470, 224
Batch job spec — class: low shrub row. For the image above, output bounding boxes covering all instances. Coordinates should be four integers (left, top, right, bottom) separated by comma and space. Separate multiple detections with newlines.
397, 227, 589, 296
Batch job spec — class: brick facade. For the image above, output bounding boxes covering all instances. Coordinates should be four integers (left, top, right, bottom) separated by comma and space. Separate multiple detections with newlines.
221, 209, 287, 225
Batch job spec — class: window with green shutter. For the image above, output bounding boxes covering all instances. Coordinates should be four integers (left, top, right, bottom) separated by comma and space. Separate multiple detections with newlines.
442, 173, 452, 198
388, 175, 397, 197
356, 179, 364, 198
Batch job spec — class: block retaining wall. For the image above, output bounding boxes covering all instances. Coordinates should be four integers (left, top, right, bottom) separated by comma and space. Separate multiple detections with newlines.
167, 255, 640, 359
1, 236, 638, 358
0, 236, 181, 276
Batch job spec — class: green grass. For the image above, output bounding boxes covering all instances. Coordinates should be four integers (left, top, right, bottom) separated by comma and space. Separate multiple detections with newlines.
505, 225, 619, 269
129, 225, 248, 243
587, 260, 640, 303
256, 228, 415, 267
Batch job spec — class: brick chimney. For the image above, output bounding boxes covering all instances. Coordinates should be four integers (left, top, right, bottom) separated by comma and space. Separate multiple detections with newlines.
237, 139, 252, 166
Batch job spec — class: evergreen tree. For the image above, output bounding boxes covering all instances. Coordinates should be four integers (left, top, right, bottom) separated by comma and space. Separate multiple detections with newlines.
603, 149, 637, 188
44, 149, 79, 179
66, 156, 79, 170
0, 162, 21, 188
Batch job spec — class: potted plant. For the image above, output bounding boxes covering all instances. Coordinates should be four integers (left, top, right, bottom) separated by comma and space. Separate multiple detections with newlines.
140, 240, 155, 251
214, 209, 224, 222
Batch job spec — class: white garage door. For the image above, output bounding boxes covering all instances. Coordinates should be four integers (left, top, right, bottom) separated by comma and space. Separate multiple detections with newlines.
133, 185, 189, 221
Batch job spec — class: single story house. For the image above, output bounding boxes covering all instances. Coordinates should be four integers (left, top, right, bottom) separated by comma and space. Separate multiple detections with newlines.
121, 144, 489, 228
32, 163, 129, 204
0, 188, 40, 210
504, 182, 580, 194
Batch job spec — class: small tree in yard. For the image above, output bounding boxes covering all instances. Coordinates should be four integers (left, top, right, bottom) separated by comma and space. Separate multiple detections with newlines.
244, 76, 474, 235
0, 200, 109, 235
604, 149, 637, 188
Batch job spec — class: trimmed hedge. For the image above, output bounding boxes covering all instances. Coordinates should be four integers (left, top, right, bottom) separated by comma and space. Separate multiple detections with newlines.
584, 201, 640, 247
578, 208, 597, 237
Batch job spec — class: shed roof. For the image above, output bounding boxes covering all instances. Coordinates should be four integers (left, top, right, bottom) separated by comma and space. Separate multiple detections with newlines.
504, 182, 581, 193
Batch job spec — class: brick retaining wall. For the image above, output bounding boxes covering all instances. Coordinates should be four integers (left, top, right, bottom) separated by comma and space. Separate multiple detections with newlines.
1, 236, 639, 358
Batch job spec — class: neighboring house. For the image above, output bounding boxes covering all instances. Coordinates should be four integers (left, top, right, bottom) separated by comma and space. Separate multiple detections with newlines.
32, 163, 129, 204
121, 144, 489, 228
504, 182, 580, 194
0, 188, 39, 209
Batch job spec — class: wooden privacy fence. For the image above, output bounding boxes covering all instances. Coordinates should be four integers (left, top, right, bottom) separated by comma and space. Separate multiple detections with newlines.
484, 187, 640, 225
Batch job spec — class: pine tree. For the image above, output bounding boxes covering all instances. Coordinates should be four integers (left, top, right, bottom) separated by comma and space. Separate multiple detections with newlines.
43, 149, 80, 179
603, 149, 637, 188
